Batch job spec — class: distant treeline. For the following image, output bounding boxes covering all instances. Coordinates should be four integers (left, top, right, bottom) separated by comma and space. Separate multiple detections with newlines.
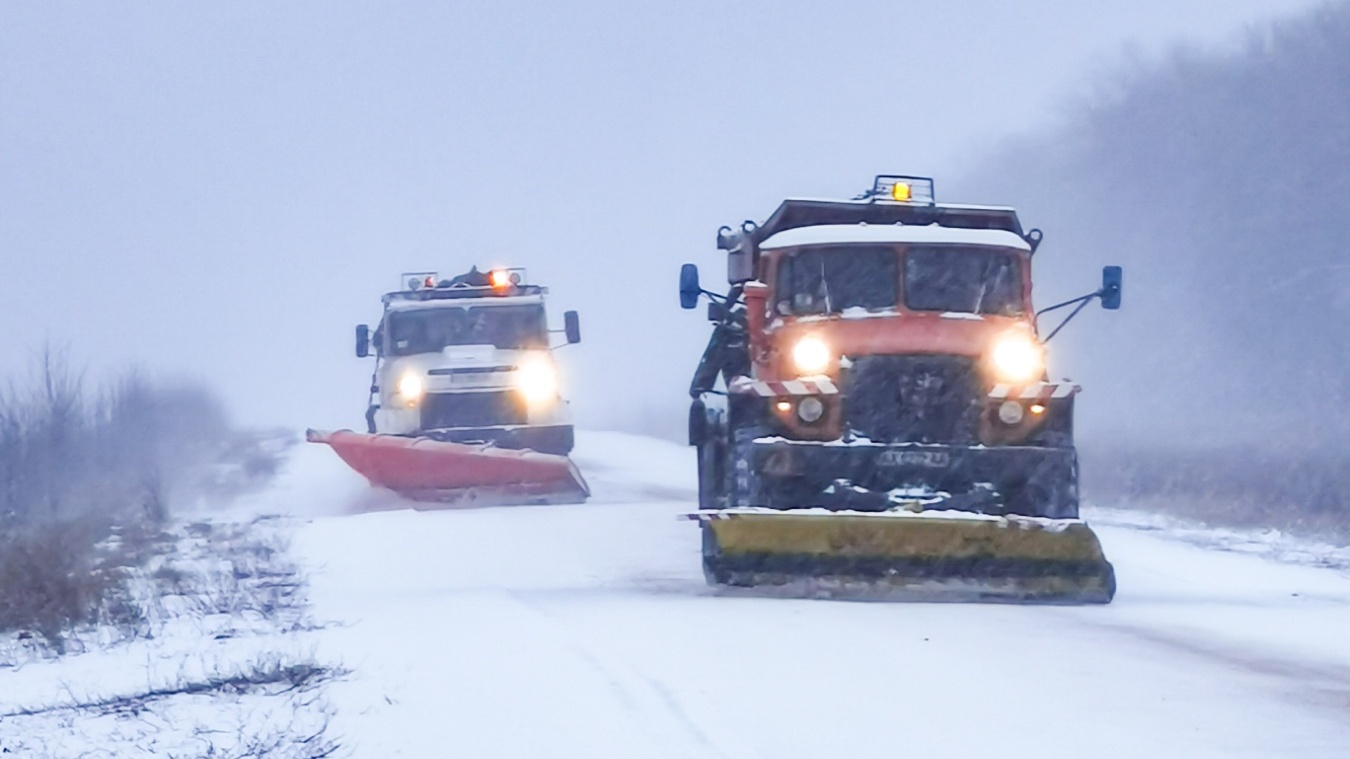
960, 1, 1350, 451
0, 349, 234, 526
955, 2, 1350, 535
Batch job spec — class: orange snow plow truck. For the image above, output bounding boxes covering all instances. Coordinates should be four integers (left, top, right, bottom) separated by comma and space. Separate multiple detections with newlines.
680, 175, 1122, 603
309, 267, 589, 506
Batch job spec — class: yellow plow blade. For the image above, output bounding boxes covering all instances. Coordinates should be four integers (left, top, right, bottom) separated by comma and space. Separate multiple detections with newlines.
697, 509, 1115, 604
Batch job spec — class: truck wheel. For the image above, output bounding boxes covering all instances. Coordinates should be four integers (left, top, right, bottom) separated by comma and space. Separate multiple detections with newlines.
697, 438, 726, 510
700, 523, 724, 587
1003, 472, 1079, 519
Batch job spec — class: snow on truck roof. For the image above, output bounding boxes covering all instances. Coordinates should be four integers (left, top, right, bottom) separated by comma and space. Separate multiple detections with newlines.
747, 198, 1027, 245
385, 293, 544, 311
759, 223, 1032, 251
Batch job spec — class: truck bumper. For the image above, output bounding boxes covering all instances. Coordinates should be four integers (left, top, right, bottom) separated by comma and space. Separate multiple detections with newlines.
421, 424, 575, 456
733, 437, 1078, 519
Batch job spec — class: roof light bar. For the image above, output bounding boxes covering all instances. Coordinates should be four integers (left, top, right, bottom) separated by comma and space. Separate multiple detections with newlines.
872, 175, 936, 205
403, 271, 439, 290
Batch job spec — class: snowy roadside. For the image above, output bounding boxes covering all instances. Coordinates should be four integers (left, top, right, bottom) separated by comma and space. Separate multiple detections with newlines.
0, 515, 344, 758
1086, 504, 1350, 574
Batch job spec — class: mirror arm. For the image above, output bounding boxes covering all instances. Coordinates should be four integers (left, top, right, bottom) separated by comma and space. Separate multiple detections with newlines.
720, 285, 744, 308
365, 357, 382, 433
1041, 291, 1101, 342
1035, 292, 1097, 317
692, 287, 743, 314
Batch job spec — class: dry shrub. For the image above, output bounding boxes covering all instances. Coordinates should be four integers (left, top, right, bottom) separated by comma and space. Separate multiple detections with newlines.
0, 347, 250, 645
0, 518, 134, 649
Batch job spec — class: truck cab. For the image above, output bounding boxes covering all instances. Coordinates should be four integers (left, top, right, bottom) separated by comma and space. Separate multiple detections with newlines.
357, 267, 581, 456
751, 218, 1046, 446
682, 175, 1121, 518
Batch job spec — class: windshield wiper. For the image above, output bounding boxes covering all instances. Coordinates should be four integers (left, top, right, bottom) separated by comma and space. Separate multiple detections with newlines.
972, 260, 1007, 314
820, 258, 833, 313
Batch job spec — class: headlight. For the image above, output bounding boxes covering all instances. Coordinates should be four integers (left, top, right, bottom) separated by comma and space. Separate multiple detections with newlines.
397, 372, 425, 405
990, 333, 1045, 384
791, 336, 831, 375
797, 396, 825, 423
997, 400, 1025, 425
516, 355, 558, 403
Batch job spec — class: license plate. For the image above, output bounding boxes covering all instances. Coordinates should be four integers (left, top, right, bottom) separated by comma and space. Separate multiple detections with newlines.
427, 373, 498, 391
877, 450, 951, 468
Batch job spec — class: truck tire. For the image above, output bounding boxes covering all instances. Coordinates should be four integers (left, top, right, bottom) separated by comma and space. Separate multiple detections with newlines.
697, 408, 735, 511
1002, 457, 1080, 519
697, 437, 726, 510
700, 523, 725, 586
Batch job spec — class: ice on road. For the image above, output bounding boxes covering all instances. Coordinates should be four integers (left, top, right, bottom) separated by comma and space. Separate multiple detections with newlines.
281, 432, 1350, 758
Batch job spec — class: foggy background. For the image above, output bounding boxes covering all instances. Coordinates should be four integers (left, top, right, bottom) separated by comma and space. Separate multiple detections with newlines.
958, 2, 1350, 451
0, 0, 1334, 445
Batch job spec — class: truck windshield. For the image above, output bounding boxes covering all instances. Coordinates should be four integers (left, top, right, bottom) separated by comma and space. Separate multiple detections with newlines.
775, 245, 898, 316
385, 305, 548, 355
904, 246, 1025, 316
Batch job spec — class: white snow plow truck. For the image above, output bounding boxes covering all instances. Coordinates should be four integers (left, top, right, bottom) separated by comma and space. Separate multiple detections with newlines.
680, 175, 1123, 603
308, 267, 589, 505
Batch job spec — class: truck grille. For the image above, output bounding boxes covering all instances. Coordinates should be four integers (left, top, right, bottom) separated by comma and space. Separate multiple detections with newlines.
420, 391, 528, 430
843, 355, 982, 444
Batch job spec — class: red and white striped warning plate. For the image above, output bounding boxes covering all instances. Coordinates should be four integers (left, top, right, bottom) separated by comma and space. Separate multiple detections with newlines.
988, 382, 1080, 401
728, 375, 839, 396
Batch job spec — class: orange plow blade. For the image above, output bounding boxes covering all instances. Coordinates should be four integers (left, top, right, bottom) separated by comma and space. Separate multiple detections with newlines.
306, 429, 589, 506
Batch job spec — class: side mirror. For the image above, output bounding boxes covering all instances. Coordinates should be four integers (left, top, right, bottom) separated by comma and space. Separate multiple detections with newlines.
679, 263, 701, 310
1100, 266, 1123, 310
564, 310, 581, 344
355, 324, 370, 358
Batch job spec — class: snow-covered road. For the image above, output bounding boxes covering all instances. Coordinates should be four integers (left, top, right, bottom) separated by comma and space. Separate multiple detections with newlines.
274, 432, 1350, 758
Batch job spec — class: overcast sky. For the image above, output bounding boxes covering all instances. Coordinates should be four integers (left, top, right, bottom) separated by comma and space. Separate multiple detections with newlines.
0, 0, 1324, 434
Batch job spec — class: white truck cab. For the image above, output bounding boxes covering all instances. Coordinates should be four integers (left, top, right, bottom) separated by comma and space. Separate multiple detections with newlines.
356, 267, 581, 456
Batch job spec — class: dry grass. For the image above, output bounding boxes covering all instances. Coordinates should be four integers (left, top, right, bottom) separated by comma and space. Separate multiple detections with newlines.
0, 652, 344, 759
0, 515, 343, 758
0, 518, 143, 650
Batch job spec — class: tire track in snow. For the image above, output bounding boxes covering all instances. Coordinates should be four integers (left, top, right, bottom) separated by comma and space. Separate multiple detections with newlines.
505, 589, 765, 759
1095, 622, 1350, 715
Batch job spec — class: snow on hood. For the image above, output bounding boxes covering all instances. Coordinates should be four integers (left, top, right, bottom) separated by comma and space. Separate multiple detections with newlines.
758, 223, 1031, 251
785, 306, 899, 324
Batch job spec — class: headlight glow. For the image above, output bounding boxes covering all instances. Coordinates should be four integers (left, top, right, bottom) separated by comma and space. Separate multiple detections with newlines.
791, 336, 831, 375
397, 372, 425, 405
516, 355, 558, 404
990, 333, 1045, 384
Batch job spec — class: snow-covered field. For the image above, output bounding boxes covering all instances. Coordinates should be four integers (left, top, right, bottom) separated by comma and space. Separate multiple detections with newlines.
0, 517, 339, 757
5, 431, 1350, 757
